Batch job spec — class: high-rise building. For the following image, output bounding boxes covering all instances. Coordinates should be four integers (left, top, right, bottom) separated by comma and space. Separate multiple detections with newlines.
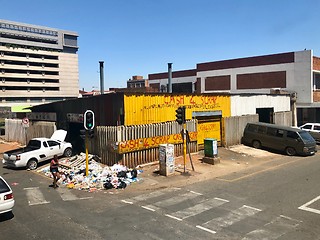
0, 19, 79, 113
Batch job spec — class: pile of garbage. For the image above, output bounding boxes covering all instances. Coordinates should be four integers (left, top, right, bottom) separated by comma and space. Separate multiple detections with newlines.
38, 153, 142, 192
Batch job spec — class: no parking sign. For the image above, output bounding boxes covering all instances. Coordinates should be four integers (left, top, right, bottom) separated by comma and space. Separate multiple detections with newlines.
22, 117, 29, 128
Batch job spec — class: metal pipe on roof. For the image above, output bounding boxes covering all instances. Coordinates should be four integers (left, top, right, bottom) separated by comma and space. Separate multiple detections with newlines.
168, 63, 172, 93
99, 61, 104, 94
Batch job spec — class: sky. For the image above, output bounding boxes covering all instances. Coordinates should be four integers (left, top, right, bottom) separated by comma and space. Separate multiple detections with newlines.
2, 0, 320, 91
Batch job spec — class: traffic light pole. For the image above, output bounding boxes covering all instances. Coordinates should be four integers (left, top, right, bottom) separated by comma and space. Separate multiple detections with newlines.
183, 123, 187, 173
85, 131, 89, 176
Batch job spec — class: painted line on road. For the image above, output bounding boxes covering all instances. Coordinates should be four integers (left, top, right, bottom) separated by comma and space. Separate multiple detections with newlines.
243, 205, 262, 212
121, 199, 133, 204
216, 157, 304, 182
165, 214, 183, 221
214, 197, 229, 202
189, 190, 203, 195
141, 206, 156, 212
24, 187, 50, 206
196, 225, 216, 234
298, 195, 320, 215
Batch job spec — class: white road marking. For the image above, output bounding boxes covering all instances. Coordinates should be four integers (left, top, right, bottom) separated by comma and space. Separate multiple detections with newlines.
242, 215, 300, 240
56, 187, 92, 201
203, 205, 262, 232
121, 199, 133, 204
122, 187, 180, 203
214, 197, 229, 203
196, 225, 216, 234
298, 195, 320, 215
24, 187, 50, 206
165, 214, 183, 221
141, 204, 161, 212
243, 205, 262, 212
189, 190, 203, 195
170, 197, 229, 220
154, 191, 201, 208
141, 206, 156, 212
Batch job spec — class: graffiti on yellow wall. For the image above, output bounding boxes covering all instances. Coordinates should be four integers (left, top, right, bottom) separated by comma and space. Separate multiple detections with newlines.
118, 131, 197, 154
141, 95, 223, 110
197, 121, 221, 145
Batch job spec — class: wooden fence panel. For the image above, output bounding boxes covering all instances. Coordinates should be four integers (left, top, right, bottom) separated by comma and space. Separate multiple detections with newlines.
5, 119, 56, 145
87, 120, 198, 168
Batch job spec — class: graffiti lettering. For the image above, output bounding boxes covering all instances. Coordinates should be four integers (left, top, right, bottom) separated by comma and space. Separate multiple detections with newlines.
118, 132, 197, 154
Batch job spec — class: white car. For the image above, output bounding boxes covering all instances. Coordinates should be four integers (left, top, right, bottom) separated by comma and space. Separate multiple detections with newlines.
299, 123, 320, 143
2, 129, 73, 170
0, 176, 14, 215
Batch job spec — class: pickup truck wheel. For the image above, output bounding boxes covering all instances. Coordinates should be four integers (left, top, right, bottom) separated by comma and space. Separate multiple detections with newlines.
27, 159, 38, 170
64, 148, 72, 157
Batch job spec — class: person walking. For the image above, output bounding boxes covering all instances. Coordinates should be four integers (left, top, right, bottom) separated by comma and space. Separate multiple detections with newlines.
50, 155, 60, 188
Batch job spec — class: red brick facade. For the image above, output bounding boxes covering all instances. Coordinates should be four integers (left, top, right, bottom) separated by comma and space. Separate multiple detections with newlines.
313, 57, 320, 71
237, 71, 286, 89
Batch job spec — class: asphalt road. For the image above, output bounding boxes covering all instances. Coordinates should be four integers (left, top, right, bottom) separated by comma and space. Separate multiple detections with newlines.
1, 150, 320, 239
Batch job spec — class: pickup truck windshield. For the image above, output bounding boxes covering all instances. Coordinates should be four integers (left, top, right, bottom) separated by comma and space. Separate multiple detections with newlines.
26, 140, 41, 150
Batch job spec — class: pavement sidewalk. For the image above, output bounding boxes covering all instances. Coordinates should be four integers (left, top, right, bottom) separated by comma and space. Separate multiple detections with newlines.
127, 145, 282, 192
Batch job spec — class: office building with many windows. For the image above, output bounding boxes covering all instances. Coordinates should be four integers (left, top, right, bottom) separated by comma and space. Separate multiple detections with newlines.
0, 19, 79, 114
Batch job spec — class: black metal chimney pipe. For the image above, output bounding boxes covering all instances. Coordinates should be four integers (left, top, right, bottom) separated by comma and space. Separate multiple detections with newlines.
168, 63, 172, 93
99, 61, 104, 94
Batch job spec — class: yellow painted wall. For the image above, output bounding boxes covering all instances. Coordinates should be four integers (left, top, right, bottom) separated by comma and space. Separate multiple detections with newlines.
124, 94, 231, 125
197, 120, 221, 145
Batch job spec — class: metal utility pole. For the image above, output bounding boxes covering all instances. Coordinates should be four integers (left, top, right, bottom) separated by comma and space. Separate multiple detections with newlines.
99, 61, 104, 95
168, 63, 172, 93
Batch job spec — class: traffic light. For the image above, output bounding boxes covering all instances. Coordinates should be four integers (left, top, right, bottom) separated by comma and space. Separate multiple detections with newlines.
84, 110, 95, 130
175, 106, 186, 125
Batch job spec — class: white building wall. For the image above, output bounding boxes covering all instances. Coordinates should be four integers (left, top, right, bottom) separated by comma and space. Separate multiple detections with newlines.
197, 50, 312, 105
230, 95, 291, 116
58, 52, 79, 97
149, 76, 197, 88
290, 50, 312, 104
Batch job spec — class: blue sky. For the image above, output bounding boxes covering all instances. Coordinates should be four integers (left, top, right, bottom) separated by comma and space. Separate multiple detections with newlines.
2, 0, 319, 91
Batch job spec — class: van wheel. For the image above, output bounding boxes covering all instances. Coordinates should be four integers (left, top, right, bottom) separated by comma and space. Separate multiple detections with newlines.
252, 140, 261, 149
286, 147, 296, 156
27, 159, 38, 170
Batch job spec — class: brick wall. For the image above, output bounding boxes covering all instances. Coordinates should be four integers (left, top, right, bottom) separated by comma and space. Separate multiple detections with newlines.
313, 57, 320, 71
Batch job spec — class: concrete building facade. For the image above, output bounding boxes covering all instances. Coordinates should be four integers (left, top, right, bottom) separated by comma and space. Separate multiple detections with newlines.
147, 50, 320, 125
0, 19, 79, 112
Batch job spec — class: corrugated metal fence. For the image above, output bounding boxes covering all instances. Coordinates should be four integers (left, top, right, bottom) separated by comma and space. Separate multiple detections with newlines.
4, 119, 56, 145
88, 120, 198, 167
223, 114, 259, 147
223, 111, 292, 147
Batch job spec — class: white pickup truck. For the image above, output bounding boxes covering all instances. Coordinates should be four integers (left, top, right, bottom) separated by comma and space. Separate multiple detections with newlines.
2, 130, 72, 170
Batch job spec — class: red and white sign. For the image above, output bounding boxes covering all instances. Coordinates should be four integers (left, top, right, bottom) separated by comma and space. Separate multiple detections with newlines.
22, 117, 29, 127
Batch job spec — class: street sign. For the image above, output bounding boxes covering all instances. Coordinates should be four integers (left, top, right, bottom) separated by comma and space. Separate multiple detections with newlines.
22, 117, 29, 128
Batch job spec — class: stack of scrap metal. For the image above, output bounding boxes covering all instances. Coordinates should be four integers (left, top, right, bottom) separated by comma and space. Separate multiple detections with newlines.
59, 153, 95, 169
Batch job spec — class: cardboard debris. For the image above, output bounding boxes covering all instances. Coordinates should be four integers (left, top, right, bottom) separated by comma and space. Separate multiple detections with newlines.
38, 153, 142, 192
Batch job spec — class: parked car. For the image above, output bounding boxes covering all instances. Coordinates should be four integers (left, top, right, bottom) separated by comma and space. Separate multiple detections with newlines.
242, 122, 317, 156
2, 129, 73, 170
0, 176, 14, 215
299, 123, 320, 143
